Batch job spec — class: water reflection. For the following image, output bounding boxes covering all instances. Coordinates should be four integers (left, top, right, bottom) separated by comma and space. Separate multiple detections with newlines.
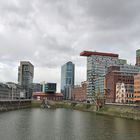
0, 109, 140, 140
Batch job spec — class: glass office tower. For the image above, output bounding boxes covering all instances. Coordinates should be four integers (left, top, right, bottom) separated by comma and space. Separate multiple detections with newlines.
61, 61, 75, 99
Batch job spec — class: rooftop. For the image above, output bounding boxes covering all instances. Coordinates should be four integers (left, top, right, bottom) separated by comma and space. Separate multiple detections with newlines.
80, 51, 119, 57
32, 92, 63, 97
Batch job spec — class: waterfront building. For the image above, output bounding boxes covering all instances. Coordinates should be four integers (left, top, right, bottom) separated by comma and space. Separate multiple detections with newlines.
40, 81, 45, 92
136, 49, 140, 66
33, 82, 63, 101
94, 76, 105, 95
40, 82, 57, 93
105, 65, 139, 103
71, 81, 87, 101
18, 61, 34, 99
120, 64, 140, 74
6, 82, 26, 99
134, 74, 140, 102
61, 61, 75, 99
44, 83, 57, 93
118, 59, 127, 65
0, 82, 25, 100
116, 83, 134, 103
32, 92, 63, 101
32, 83, 42, 93
80, 51, 126, 97
63, 85, 73, 100
0, 83, 11, 100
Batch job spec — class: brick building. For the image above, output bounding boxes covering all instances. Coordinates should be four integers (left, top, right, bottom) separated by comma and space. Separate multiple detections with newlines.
105, 66, 134, 103
134, 74, 140, 102
72, 82, 87, 101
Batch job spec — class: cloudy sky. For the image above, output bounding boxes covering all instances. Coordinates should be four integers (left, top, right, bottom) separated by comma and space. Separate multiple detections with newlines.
0, 0, 140, 91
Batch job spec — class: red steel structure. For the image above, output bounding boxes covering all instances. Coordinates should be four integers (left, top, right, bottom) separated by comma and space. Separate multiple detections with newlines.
80, 51, 119, 57
33, 92, 63, 101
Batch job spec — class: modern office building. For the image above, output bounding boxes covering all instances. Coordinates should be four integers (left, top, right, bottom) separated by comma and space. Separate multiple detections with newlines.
118, 59, 127, 65
94, 77, 105, 95
32, 83, 42, 93
44, 83, 57, 93
40, 82, 57, 93
134, 74, 140, 102
18, 61, 34, 99
136, 49, 140, 66
80, 51, 127, 97
63, 85, 73, 100
61, 61, 75, 99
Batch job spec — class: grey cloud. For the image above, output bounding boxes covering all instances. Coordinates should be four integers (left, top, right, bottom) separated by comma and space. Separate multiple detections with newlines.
80, 0, 140, 30
0, 0, 140, 84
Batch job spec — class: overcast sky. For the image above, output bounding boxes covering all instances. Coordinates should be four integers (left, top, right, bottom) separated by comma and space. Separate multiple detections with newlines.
0, 0, 140, 91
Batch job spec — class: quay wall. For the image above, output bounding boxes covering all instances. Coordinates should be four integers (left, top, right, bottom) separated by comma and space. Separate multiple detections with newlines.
48, 101, 140, 120
0, 100, 31, 111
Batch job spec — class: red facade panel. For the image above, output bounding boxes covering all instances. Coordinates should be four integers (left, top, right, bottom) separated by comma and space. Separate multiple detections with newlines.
80, 51, 119, 57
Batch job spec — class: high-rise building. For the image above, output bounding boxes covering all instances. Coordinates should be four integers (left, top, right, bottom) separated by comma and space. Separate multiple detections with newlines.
136, 49, 140, 66
18, 61, 34, 99
61, 61, 75, 99
80, 51, 126, 97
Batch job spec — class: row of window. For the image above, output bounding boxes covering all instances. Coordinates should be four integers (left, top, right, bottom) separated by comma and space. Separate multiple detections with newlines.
117, 79, 133, 83
134, 82, 140, 84
134, 91, 140, 93
134, 77, 140, 80
134, 86, 140, 89
117, 85, 133, 88
134, 96, 140, 98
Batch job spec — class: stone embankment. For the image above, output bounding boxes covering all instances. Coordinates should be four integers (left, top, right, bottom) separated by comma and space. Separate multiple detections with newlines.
0, 100, 31, 111
99, 104, 140, 120
4, 99, 139, 120
48, 101, 140, 120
